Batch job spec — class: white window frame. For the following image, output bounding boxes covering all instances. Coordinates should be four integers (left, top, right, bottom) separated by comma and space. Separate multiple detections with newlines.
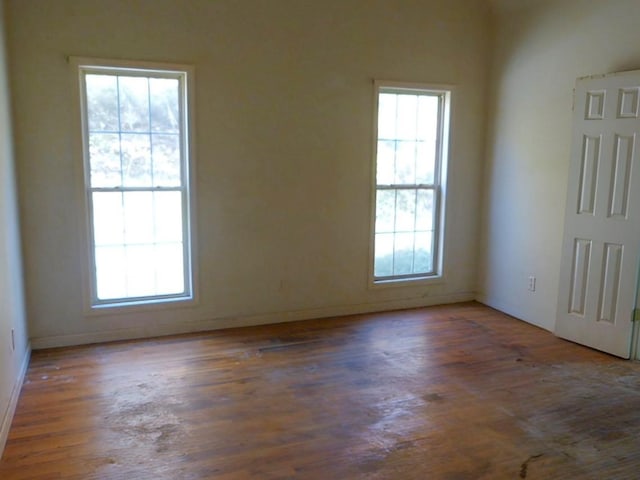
369, 80, 451, 286
72, 57, 197, 312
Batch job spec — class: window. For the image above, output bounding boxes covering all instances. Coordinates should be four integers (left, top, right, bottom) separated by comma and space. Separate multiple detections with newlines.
76, 60, 194, 308
372, 82, 450, 283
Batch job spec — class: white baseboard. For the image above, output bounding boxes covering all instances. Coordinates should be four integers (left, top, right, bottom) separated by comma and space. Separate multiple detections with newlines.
31, 292, 475, 349
0, 343, 31, 460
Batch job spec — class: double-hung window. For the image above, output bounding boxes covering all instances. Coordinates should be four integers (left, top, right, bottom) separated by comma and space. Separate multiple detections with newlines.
76, 59, 194, 308
372, 82, 450, 283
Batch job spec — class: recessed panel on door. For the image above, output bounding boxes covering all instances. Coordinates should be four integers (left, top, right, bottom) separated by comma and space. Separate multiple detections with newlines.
578, 135, 601, 215
608, 134, 634, 219
586, 90, 606, 120
569, 238, 592, 315
617, 88, 639, 118
598, 243, 623, 324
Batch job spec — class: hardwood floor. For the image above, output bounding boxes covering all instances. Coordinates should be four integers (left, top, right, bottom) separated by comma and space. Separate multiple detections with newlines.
1, 302, 639, 479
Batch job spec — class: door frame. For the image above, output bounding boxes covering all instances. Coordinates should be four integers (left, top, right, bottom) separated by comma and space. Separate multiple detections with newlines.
633, 275, 640, 360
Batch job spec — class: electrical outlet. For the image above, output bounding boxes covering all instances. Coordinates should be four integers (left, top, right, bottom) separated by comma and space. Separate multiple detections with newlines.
11, 328, 15, 351
528, 276, 536, 292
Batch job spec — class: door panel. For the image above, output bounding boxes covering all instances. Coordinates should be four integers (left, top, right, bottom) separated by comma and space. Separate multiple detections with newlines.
556, 71, 640, 358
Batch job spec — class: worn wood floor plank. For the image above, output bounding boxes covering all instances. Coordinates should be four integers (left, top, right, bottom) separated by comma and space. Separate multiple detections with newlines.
1, 302, 639, 479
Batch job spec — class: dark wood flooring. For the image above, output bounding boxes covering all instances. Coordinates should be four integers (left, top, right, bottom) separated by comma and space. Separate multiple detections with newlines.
1, 302, 639, 479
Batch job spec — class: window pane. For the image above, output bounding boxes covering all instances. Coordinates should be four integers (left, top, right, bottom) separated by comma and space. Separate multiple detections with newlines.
378, 93, 396, 139
414, 231, 433, 274
95, 246, 127, 300
119, 76, 150, 132
415, 190, 434, 232
393, 232, 414, 276
376, 140, 395, 185
121, 133, 152, 186
150, 78, 179, 133
375, 190, 395, 233
155, 243, 185, 294
395, 141, 417, 184
125, 245, 156, 297
396, 94, 418, 140
89, 133, 121, 187
154, 191, 183, 243
416, 140, 436, 185
374, 233, 394, 277
86, 75, 118, 131
417, 95, 439, 141
124, 192, 184, 297
92, 192, 124, 246
395, 189, 416, 233
123, 192, 154, 245
152, 134, 181, 186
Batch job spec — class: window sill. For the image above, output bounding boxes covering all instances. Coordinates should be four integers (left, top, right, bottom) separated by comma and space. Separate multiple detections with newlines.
369, 274, 444, 290
84, 294, 197, 317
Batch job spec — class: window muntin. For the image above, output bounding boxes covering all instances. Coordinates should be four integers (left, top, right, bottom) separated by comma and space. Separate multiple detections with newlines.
79, 63, 193, 307
373, 84, 449, 282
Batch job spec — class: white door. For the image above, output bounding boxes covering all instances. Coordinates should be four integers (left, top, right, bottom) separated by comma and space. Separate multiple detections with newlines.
556, 71, 640, 358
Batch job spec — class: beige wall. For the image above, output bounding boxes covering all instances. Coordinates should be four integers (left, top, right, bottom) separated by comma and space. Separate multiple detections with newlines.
5, 0, 491, 347
479, 0, 640, 332
0, 0, 29, 456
